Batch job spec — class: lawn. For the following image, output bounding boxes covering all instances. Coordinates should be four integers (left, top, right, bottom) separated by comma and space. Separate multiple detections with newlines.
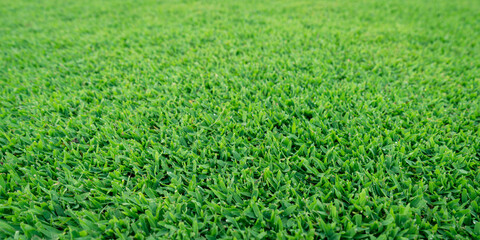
1, 0, 479, 239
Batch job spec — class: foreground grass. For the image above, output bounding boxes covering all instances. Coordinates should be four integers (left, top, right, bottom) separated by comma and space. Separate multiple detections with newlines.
1, 0, 480, 239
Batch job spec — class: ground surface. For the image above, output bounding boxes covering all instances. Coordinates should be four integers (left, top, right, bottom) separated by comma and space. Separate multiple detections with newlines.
1, 0, 480, 239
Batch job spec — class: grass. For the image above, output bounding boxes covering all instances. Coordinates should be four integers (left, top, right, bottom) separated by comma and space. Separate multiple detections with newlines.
1, 0, 480, 239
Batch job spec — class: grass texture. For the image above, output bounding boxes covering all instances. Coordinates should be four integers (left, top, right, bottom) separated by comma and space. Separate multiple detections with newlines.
1, 0, 480, 239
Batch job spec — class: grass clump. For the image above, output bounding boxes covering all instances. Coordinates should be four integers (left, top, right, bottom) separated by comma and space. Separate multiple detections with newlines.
1, 0, 480, 239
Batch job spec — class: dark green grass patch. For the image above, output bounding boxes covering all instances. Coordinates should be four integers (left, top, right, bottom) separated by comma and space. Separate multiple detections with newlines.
1, 0, 480, 239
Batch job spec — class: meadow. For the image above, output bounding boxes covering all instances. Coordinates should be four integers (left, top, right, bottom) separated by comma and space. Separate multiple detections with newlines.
1, 0, 479, 239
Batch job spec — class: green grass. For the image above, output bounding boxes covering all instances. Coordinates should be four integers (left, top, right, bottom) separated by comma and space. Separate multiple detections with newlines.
1, 0, 480, 239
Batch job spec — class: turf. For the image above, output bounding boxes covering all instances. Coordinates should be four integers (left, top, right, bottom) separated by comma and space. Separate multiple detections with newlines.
1, 0, 480, 239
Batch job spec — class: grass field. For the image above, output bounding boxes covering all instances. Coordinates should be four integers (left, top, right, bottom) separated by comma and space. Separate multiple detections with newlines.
1, 0, 480, 239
